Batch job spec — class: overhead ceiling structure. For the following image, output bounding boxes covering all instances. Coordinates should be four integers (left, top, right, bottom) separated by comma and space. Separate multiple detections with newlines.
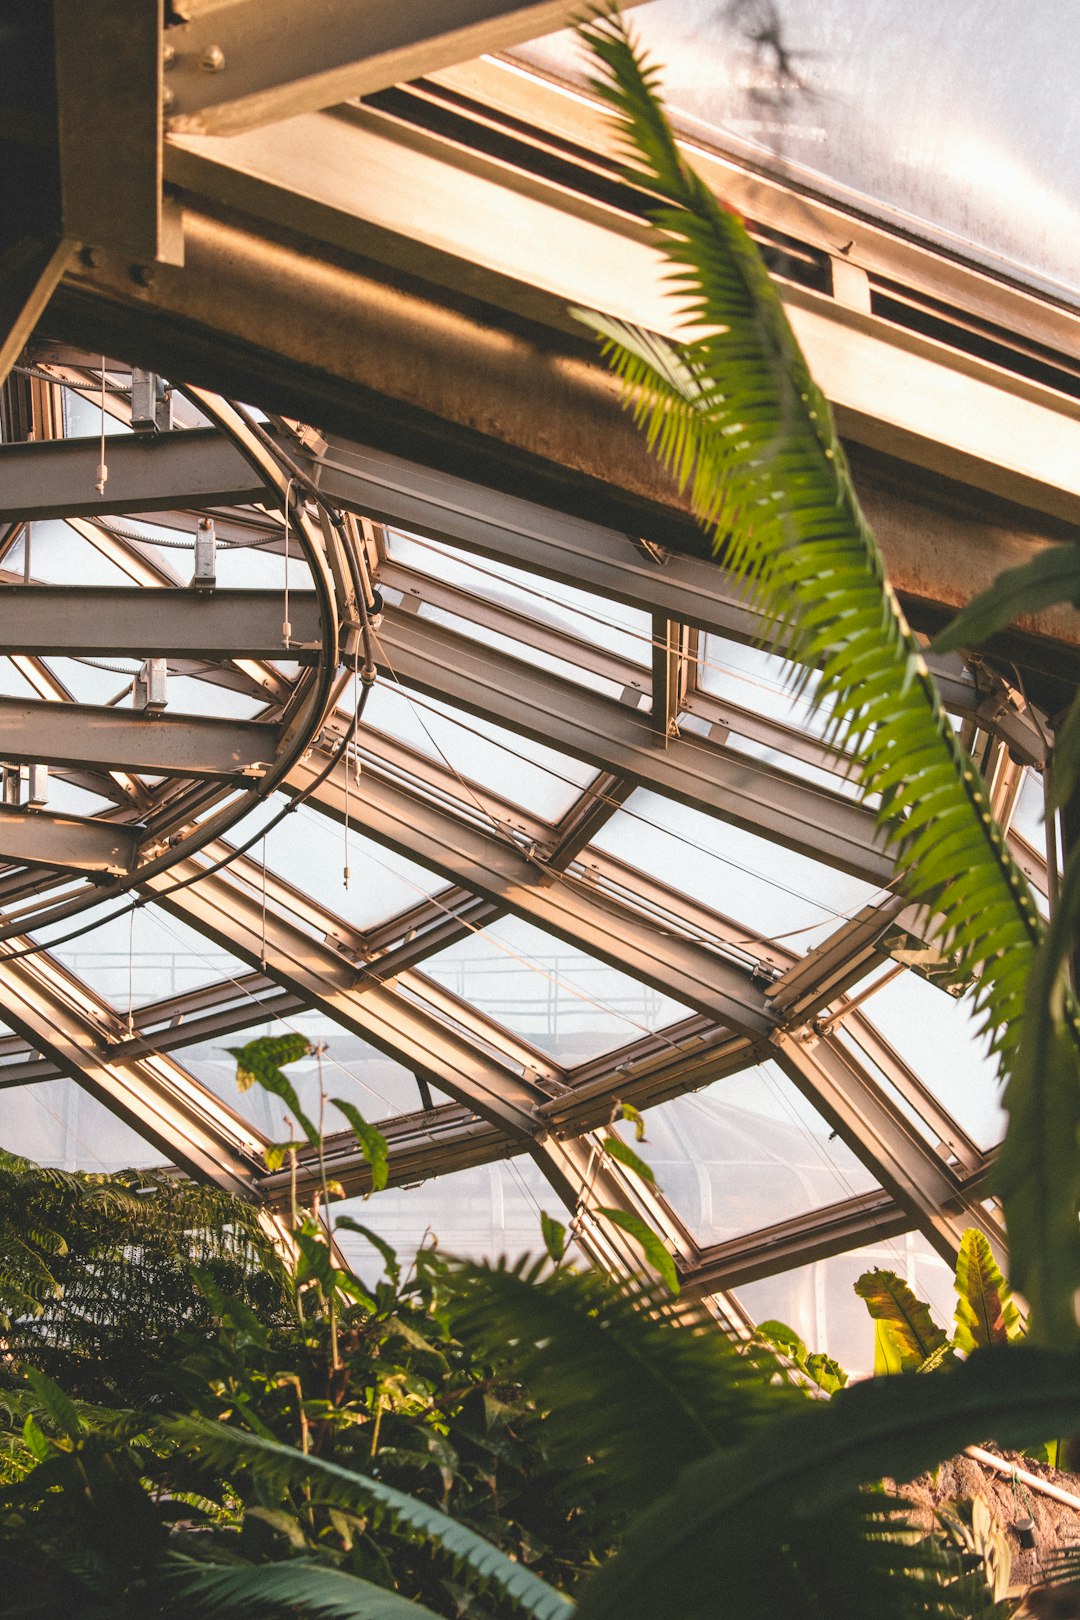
1, 0, 1077, 1367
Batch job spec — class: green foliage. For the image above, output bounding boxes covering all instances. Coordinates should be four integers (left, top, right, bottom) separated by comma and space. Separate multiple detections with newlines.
229, 1033, 318, 1146
754, 1319, 848, 1395
166, 1419, 573, 1620
169, 1559, 446, 1620
954, 1231, 1023, 1352
595, 1207, 678, 1292
600, 1133, 656, 1185
572, 1343, 1080, 1620
854, 1269, 953, 1371
332, 1098, 390, 1193
576, 9, 1080, 1346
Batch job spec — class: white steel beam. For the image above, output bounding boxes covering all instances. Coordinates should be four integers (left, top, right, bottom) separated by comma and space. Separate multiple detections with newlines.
164, 2, 620, 138
0, 697, 279, 779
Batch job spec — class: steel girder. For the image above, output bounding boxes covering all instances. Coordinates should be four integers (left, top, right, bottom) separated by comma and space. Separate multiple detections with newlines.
0, 806, 139, 876
1, 241, 77, 388
0, 695, 278, 780
163, 3, 622, 138
0, 426, 267, 520
0, 586, 320, 662
284, 751, 777, 1037
373, 605, 894, 883
0, 942, 266, 1196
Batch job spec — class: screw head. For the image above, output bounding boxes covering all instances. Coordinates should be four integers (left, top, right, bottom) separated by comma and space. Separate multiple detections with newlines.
162, 84, 176, 112
199, 43, 225, 71
129, 262, 157, 288
162, 40, 176, 68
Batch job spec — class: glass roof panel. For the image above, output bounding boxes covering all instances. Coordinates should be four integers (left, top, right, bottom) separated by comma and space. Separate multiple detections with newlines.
361, 682, 595, 821
264, 802, 448, 932
331, 1155, 567, 1272
38, 905, 247, 1011
418, 602, 630, 702
421, 913, 694, 1063
515, 0, 1080, 303
9, 522, 137, 586
386, 530, 652, 667
735, 1228, 957, 1381
1, 1077, 169, 1173
630, 1062, 877, 1246
842, 973, 1006, 1150
182, 1012, 424, 1129
590, 788, 879, 948
697, 636, 834, 740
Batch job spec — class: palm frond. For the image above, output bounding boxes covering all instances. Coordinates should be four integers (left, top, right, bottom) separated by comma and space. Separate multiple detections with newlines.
444, 1259, 796, 1537
164, 1416, 573, 1620
577, 12, 1080, 1345
167, 1557, 444, 1620
573, 1342, 1080, 1620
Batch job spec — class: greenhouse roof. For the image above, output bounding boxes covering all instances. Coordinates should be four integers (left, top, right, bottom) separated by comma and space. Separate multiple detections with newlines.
1, 0, 1077, 1373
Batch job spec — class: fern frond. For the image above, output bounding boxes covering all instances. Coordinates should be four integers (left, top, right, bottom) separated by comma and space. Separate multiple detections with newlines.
168, 1557, 444, 1620
578, 12, 1080, 1345
573, 1343, 1080, 1620
163, 1417, 573, 1620
444, 1259, 796, 1537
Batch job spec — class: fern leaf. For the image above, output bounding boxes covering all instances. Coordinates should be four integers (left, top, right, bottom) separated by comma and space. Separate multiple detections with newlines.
573, 1344, 1080, 1620
168, 1557, 444, 1620
577, 12, 1080, 1344
164, 1417, 573, 1620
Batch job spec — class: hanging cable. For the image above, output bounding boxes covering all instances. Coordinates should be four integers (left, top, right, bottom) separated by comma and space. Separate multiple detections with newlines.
95, 358, 108, 497
282, 476, 295, 646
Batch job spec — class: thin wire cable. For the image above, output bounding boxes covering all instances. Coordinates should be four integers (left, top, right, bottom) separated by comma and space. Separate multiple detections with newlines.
126, 900, 136, 1037
94, 359, 108, 498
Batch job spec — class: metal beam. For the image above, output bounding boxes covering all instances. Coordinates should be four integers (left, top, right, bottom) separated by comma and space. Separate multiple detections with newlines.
1, 239, 76, 387
164, 2, 605, 137
0, 944, 266, 1195
0, 696, 279, 779
140, 855, 550, 1139
286, 749, 777, 1037
771, 1027, 1007, 1271
0, 586, 320, 660
0, 804, 138, 875
303, 435, 1049, 761
0, 428, 266, 521
52, 0, 165, 262
375, 604, 894, 883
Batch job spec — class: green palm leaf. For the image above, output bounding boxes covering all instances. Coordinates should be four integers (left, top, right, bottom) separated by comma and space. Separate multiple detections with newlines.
168, 1558, 444, 1620
445, 1260, 795, 1538
164, 1417, 573, 1620
577, 12, 1080, 1345
573, 1343, 1080, 1620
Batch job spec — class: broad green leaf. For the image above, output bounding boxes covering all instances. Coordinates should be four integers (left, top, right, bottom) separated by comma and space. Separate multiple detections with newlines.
616, 1101, 648, 1142
228, 1035, 318, 1147
930, 543, 1080, 653
332, 1098, 390, 1192
1049, 688, 1080, 810
24, 1368, 83, 1442
995, 840, 1080, 1346
602, 1133, 657, 1184
873, 1319, 908, 1379
540, 1209, 567, 1265
854, 1270, 950, 1369
755, 1319, 808, 1365
332, 1216, 400, 1284
953, 1229, 1023, 1352
597, 1208, 678, 1293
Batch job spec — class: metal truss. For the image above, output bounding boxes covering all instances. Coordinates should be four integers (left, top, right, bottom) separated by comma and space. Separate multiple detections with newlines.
5, 0, 1078, 1345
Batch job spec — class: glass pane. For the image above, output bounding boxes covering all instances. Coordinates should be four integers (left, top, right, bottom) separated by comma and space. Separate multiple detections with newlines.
849, 973, 1006, 1150
421, 913, 694, 1063
11, 521, 136, 585
264, 802, 448, 931
361, 682, 596, 821
629, 1062, 877, 1246
183, 1011, 424, 1129
516, 0, 1080, 301
736, 1229, 957, 1382
387, 530, 652, 666
0, 1078, 168, 1173
38, 904, 247, 1011
331, 1155, 565, 1272
420, 601, 629, 701
591, 788, 878, 948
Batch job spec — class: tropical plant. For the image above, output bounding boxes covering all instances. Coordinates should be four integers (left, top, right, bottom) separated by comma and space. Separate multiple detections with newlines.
573, 9, 1080, 1348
